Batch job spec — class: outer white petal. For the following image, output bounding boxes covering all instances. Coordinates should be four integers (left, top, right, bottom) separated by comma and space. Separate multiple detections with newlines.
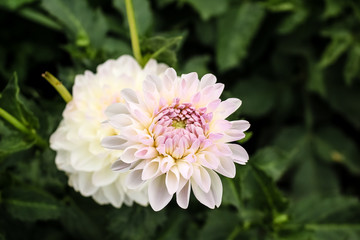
77, 173, 99, 197
227, 144, 249, 165
92, 165, 119, 187
176, 181, 191, 209
126, 169, 145, 189
191, 169, 222, 209
215, 98, 242, 119
148, 175, 173, 211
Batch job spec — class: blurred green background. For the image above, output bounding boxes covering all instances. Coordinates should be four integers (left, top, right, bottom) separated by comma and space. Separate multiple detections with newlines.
0, 0, 360, 239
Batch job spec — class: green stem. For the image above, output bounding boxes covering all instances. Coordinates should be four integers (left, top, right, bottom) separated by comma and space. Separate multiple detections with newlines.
0, 107, 28, 134
125, 0, 143, 65
42, 71, 72, 103
0, 107, 47, 148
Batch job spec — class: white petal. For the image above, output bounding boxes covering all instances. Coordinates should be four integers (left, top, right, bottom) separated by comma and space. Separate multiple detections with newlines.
105, 103, 129, 117
108, 114, 134, 129
142, 159, 160, 180
77, 173, 98, 196
121, 147, 139, 163
216, 157, 236, 178
92, 165, 118, 187
111, 160, 131, 172
102, 185, 123, 208
165, 168, 180, 195
200, 74, 217, 89
176, 181, 191, 209
148, 175, 173, 211
121, 88, 139, 104
227, 144, 249, 165
177, 161, 193, 179
126, 170, 145, 189
192, 166, 211, 192
92, 189, 109, 205
70, 151, 103, 171
101, 136, 128, 150
215, 98, 242, 119
191, 169, 223, 208
230, 120, 250, 132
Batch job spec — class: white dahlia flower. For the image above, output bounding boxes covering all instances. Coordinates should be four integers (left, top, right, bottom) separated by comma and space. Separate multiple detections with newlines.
50, 55, 168, 207
102, 68, 250, 211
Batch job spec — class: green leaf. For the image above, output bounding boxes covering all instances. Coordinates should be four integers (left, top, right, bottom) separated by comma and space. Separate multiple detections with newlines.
0, 73, 39, 130
313, 126, 360, 175
60, 198, 102, 240
231, 77, 277, 117
113, 0, 153, 36
141, 36, 183, 67
198, 209, 240, 240
216, 2, 265, 72
289, 195, 359, 224
319, 31, 353, 68
0, 120, 35, 158
183, 0, 229, 21
107, 206, 166, 240
41, 0, 108, 47
326, 80, 360, 129
0, 0, 36, 10
222, 177, 241, 210
344, 43, 360, 85
251, 147, 291, 181
18, 8, 62, 31
101, 37, 132, 59
181, 55, 210, 77
277, 5, 308, 34
243, 165, 288, 213
292, 153, 340, 197
4, 187, 61, 222
322, 0, 346, 19
310, 224, 360, 240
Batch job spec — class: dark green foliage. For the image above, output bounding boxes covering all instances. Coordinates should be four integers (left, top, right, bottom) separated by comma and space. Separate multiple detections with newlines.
0, 0, 359, 239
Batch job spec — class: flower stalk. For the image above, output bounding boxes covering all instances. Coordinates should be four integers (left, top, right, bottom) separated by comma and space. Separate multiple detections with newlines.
42, 71, 72, 103
125, 0, 143, 65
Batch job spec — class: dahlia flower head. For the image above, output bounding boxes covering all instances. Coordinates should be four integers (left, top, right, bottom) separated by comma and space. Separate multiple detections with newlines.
102, 67, 250, 211
50, 55, 168, 207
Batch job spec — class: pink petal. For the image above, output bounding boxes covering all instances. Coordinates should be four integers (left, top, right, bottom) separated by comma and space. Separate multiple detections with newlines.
135, 147, 157, 159
148, 175, 173, 211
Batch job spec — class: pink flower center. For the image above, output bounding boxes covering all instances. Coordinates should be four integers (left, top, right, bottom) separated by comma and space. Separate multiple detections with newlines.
149, 98, 213, 160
